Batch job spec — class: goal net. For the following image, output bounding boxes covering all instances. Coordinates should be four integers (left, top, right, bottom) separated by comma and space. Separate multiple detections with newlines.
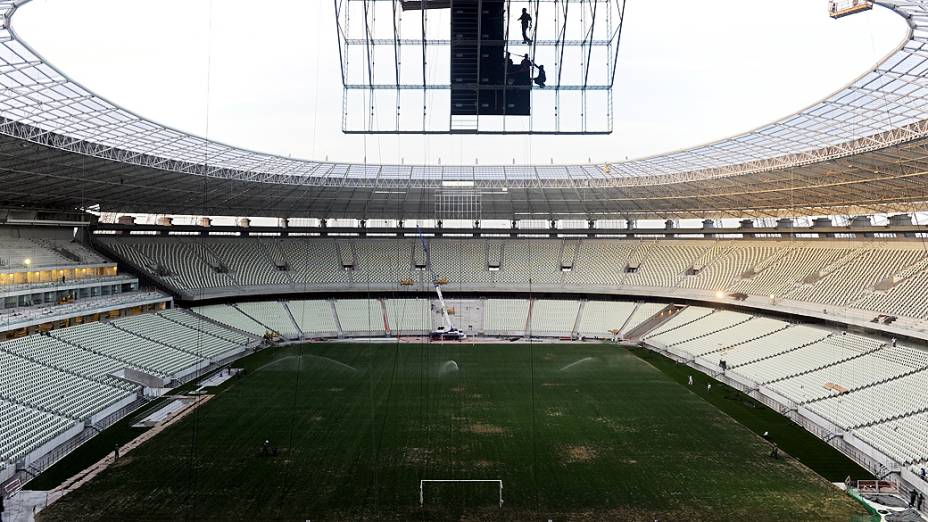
419, 479, 503, 509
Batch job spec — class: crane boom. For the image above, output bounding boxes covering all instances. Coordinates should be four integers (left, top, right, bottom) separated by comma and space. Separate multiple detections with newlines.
417, 227, 464, 339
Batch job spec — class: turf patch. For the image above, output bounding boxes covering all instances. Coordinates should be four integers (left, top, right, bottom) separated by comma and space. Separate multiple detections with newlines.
38, 343, 868, 521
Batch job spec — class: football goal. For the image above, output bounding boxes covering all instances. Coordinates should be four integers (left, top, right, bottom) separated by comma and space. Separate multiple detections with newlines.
419, 479, 503, 508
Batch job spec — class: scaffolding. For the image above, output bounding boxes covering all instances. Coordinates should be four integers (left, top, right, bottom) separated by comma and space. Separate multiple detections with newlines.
333, 0, 627, 134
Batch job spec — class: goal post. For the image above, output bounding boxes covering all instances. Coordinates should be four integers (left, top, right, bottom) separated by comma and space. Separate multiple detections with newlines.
419, 479, 503, 508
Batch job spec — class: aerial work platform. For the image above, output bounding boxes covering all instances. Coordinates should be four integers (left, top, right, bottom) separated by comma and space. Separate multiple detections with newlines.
829, 0, 873, 19
333, 0, 627, 134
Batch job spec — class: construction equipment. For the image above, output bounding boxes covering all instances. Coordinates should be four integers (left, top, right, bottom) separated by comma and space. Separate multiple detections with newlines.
417, 227, 466, 341
829, 0, 873, 19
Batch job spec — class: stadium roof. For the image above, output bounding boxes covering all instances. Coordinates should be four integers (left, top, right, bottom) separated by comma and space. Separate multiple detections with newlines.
2, 0, 928, 219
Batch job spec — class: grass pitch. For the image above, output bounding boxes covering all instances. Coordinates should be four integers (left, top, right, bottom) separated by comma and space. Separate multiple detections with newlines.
39, 343, 869, 521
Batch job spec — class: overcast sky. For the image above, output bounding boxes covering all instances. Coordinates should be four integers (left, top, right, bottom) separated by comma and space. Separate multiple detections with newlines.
13, 0, 907, 166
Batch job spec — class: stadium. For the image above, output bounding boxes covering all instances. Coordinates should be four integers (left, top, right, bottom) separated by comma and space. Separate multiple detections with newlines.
1, 0, 928, 520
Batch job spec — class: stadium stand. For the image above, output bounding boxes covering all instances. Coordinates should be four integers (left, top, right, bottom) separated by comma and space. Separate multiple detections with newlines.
157, 309, 254, 345
853, 412, 928, 465
0, 350, 133, 421
621, 303, 668, 334
0, 399, 74, 465
113, 313, 249, 359
0, 302, 258, 471
192, 304, 270, 337
287, 300, 339, 337
234, 302, 300, 340
575, 301, 637, 338
642, 306, 715, 339
384, 298, 432, 335
528, 300, 581, 336
483, 299, 530, 336
645, 310, 753, 349
52, 323, 202, 379
335, 299, 387, 335
99, 238, 928, 340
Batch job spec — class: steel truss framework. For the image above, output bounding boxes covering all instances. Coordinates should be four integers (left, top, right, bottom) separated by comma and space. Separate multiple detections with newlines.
332, 0, 627, 133
1, 2, 928, 218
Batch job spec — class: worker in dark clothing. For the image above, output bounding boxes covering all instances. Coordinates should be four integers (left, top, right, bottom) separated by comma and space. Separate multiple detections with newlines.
918, 492, 924, 511
533, 64, 546, 87
518, 54, 533, 85
518, 8, 532, 44
910, 489, 918, 507
505, 53, 516, 83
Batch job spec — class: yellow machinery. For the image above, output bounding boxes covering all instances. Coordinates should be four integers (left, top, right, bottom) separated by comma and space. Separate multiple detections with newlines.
433, 277, 449, 286
829, 0, 872, 19
400, 278, 415, 286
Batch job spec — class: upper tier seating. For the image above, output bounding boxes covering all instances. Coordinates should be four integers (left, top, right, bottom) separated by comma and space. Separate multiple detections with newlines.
100, 238, 928, 329
0, 238, 77, 268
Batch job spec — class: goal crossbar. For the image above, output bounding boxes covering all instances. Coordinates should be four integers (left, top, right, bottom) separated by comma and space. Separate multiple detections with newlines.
419, 479, 503, 508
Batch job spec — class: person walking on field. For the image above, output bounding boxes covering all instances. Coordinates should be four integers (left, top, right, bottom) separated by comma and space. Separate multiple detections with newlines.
518, 8, 532, 44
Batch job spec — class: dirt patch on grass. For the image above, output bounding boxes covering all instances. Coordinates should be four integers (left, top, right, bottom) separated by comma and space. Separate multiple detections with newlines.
468, 393, 484, 400
474, 459, 495, 468
327, 387, 343, 393
403, 447, 432, 465
545, 407, 563, 417
466, 423, 507, 435
541, 382, 563, 388
563, 445, 598, 463
310, 415, 324, 422
594, 416, 638, 433
450, 386, 465, 394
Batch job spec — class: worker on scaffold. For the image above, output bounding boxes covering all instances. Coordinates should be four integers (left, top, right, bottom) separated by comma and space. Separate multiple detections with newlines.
518, 8, 532, 44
